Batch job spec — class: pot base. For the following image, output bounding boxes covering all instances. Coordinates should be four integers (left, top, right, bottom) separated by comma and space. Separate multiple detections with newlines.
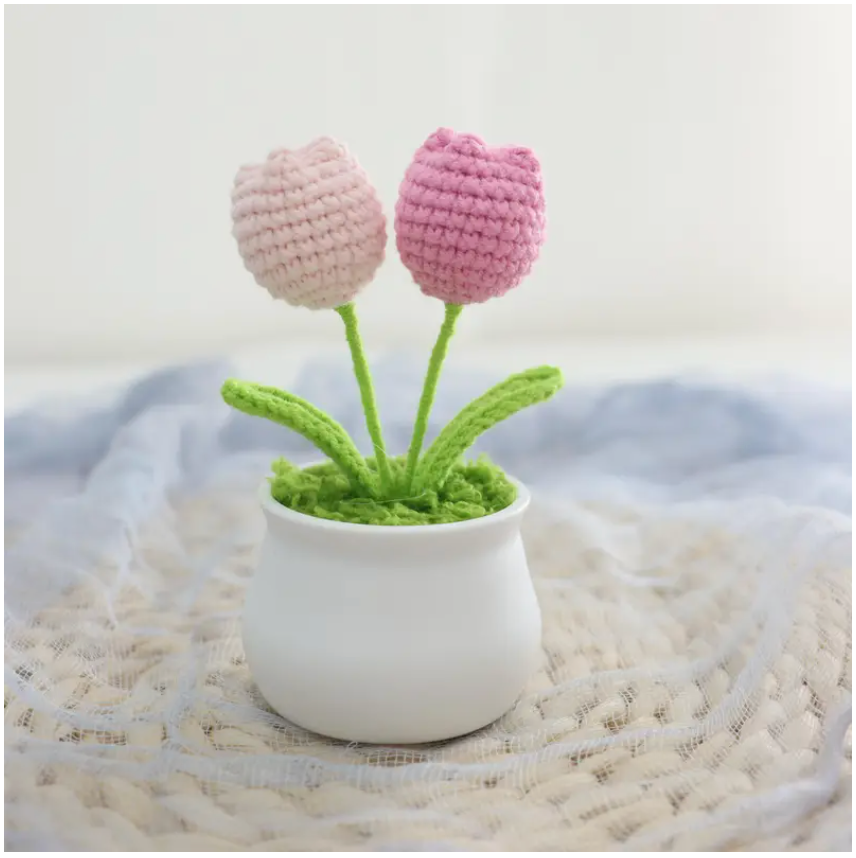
260, 698, 520, 747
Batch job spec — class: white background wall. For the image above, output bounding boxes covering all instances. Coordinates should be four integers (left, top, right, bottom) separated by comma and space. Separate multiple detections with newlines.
5, 5, 851, 365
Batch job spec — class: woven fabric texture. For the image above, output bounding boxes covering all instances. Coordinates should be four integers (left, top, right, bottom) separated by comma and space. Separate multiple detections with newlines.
5, 358, 852, 851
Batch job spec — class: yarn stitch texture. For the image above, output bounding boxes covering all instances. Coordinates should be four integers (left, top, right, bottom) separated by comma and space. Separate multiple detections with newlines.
412, 366, 564, 494
395, 128, 546, 304
220, 379, 379, 499
269, 457, 517, 526
231, 138, 386, 310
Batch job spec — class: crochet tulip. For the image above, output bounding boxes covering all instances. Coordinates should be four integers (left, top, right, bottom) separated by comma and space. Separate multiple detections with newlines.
231, 137, 386, 311
395, 128, 546, 306
395, 129, 547, 488
221, 131, 563, 523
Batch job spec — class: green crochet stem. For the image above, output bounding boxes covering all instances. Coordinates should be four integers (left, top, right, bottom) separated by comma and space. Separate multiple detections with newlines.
335, 302, 393, 493
404, 302, 463, 491
219, 307, 565, 520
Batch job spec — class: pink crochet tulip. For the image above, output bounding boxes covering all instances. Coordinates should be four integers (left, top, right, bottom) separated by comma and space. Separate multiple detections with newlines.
231, 138, 386, 310
394, 129, 546, 305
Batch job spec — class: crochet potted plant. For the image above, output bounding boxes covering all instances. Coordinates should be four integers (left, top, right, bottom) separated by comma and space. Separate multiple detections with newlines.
224, 130, 562, 744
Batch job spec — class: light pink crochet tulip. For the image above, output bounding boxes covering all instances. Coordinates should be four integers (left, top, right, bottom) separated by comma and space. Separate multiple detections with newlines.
231, 138, 386, 310
394, 129, 546, 305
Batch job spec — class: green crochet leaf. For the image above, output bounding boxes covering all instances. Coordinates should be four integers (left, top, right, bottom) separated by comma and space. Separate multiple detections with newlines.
220, 379, 379, 498
412, 366, 564, 493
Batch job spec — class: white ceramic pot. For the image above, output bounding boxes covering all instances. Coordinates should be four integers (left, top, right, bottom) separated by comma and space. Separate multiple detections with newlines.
242, 475, 541, 744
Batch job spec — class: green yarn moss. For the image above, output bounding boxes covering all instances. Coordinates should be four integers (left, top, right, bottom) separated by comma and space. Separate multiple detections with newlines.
269, 456, 517, 526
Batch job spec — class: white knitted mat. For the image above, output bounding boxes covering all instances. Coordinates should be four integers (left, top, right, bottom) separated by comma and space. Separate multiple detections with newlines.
4, 360, 852, 850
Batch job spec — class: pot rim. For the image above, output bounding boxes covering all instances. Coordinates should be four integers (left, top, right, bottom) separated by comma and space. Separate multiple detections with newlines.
258, 466, 531, 536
